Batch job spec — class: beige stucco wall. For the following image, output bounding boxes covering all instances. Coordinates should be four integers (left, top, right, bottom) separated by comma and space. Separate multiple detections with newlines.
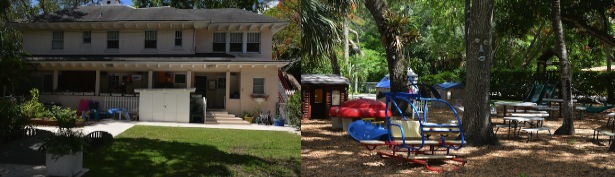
23, 26, 273, 59
23, 29, 195, 55
237, 66, 278, 117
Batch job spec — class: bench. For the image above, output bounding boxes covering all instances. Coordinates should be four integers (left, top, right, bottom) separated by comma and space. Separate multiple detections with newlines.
593, 128, 615, 145
520, 127, 551, 142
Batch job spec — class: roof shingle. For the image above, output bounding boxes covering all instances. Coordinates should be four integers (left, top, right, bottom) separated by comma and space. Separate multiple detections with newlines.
23, 5, 284, 23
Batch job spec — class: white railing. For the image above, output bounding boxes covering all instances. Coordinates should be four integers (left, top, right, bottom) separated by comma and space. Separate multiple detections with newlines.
102, 96, 139, 114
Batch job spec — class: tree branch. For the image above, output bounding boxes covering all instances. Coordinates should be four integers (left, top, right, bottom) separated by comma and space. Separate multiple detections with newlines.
561, 15, 615, 47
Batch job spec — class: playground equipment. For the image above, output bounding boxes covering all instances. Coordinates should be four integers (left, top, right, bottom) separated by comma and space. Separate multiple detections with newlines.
333, 98, 392, 132
359, 92, 466, 172
348, 118, 388, 141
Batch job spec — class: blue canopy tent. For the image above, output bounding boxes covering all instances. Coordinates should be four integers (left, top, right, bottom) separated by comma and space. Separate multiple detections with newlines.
375, 68, 418, 89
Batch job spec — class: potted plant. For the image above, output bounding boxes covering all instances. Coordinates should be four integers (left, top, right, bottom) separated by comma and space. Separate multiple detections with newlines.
39, 106, 87, 177
243, 112, 254, 123
274, 115, 285, 126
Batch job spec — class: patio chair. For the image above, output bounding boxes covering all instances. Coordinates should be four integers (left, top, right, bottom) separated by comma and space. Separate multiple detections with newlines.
257, 111, 271, 125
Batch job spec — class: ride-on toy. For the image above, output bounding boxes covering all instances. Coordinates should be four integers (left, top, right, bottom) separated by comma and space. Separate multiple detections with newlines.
359, 91, 466, 172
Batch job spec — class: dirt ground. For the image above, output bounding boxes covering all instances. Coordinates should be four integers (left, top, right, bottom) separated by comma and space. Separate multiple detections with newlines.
301, 110, 615, 177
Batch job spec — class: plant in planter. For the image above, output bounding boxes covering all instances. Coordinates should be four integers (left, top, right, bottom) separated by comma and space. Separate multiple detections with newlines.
273, 115, 285, 126
243, 112, 254, 123
39, 106, 87, 177
22, 88, 52, 119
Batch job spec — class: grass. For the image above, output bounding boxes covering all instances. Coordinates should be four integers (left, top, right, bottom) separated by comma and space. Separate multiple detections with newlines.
84, 125, 300, 177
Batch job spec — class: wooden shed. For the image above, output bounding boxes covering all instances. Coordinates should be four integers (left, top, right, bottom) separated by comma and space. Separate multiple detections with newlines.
301, 74, 350, 119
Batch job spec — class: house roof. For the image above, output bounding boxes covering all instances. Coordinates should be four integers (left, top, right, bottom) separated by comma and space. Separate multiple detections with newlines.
301, 74, 350, 85
19, 5, 285, 23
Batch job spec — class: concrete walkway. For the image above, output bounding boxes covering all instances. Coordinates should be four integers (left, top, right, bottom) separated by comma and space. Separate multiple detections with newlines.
35, 119, 300, 137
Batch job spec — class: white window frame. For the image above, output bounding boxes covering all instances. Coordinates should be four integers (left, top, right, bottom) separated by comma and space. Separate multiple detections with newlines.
144, 31, 157, 49
51, 31, 64, 50
107, 31, 119, 49
246, 32, 260, 53
212, 32, 226, 53
253, 78, 265, 95
82, 31, 91, 44
229, 33, 243, 53
175, 30, 182, 47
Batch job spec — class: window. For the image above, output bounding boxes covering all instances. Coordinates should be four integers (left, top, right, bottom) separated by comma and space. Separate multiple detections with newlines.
82, 31, 91, 44
109, 75, 120, 86
314, 89, 323, 103
247, 33, 260, 52
174, 74, 186, 84
51, 31, 64, 50
43, 74, 53, 92
212, 32, 226, 52
332, 90, 341, 105
253, 78, 264, 94
107, 31, 119, 49
144, 31, 157, 49
175, 31, 182, 47
229, 33, 243, 52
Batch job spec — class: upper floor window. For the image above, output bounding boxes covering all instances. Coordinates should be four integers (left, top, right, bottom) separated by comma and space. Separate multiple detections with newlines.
229, 33, 243, 53
247, 33, 260, 53
82, 31, 91, 44
212, 32, 226, 52
107, 31, 119, 49
145, 31, 157, 49
253, 78, 265, 94
175, 31, 182, 47
51, 31, 64, 50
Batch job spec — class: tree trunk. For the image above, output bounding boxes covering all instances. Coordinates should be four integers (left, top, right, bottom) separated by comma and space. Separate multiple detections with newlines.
552, 0, 575, 135
329, 50, 341, 75
462, 0, 499, 146
606, 44, 614, 103
363, 0, 407, 93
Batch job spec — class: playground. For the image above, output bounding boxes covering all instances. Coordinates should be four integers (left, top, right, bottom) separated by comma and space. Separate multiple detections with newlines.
302, 114, 615, 176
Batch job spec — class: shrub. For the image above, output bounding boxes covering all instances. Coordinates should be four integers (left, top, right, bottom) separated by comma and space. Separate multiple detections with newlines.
21, 88, 51, 118
50, 106, 81, 129
286, 92, 301, 130
0, 99, 31, 142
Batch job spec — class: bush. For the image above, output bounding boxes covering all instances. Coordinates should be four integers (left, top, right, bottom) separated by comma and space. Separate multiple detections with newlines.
286, 92, 301, 130
21, 88, 52, 118
50, 106, 81, 129
0, 99, 31, 142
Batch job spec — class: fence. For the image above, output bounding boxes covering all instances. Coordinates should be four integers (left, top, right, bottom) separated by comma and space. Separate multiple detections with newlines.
102, 96, 139, 114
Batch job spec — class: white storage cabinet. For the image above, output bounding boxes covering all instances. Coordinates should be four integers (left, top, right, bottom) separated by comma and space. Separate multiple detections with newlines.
135, 88, 195, 123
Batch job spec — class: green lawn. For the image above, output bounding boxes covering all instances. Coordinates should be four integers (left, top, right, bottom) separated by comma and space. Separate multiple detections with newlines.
84, 126, 300, 177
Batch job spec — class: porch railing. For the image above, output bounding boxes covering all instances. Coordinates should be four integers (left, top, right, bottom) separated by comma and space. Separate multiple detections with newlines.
102, 96, 139, 114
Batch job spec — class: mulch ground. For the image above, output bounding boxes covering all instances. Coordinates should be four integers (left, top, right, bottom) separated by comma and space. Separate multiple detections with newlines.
301, 110, 615, 177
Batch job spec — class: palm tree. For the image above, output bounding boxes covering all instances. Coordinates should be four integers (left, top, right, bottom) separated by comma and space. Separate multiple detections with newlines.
300, 0, 354, 75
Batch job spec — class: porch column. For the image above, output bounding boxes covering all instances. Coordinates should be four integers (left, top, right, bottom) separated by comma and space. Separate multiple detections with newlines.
186, 70, 192, 89
95, 70, 100, 95
148, 70, 153, 89
226, 71, 230, 108
52, 70, 59, 91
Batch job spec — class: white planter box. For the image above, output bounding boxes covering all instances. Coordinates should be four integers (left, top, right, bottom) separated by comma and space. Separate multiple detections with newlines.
46, 151, 83, 177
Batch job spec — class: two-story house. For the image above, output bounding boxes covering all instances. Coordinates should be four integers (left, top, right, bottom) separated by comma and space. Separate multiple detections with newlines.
12, 2, 288, 123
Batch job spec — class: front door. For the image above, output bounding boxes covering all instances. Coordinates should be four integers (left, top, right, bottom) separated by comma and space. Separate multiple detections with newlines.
310, 88, 327, 118
195, 76, 207, 96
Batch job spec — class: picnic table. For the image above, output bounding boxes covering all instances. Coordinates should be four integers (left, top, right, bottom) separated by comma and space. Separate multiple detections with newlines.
494, 101, 537, 117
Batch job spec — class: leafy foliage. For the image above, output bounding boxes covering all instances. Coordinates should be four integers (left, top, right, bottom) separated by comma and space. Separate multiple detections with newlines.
50, 105, 81, 128
0, 98, 30, 142
286, 92, 301, 130
39, 128, 85, 159
39, 105, 85, 159
21, 88, 51, 118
